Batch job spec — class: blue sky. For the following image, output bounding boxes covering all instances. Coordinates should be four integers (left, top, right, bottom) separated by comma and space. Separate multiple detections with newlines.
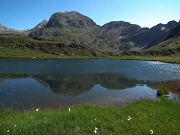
0, 0, 179, 30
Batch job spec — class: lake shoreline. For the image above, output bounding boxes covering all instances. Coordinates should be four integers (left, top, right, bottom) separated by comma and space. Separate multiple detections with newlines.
0, 55, 180, 64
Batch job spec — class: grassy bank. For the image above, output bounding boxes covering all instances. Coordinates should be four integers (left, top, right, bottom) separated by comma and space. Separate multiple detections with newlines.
1, 47, 180, 64
118, 55, 180, 63
0, 98, 180, 135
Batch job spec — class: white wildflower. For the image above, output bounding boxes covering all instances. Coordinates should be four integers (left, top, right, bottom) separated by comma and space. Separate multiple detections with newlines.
68, 108, 70, 111
94, 127, 98, 133
7, 130, 9, 132
150, 130, 153, 134
127, 116, 131, 121
36, 108, 39, 112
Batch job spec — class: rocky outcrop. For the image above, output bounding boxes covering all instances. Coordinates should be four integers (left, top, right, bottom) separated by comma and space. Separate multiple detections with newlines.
34, 20, 47, 29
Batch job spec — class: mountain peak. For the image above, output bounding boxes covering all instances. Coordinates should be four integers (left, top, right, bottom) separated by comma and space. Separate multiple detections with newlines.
34, 19, 47, 29
45, 11, 98, 29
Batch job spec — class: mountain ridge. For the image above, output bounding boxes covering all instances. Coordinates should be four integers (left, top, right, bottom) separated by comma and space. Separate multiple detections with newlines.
1, 11, 179, 51
0, 19, 48, 35
28, 11, 179, 51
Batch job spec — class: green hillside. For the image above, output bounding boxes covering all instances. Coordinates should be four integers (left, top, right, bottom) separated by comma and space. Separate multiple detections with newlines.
0, 34, 111, 58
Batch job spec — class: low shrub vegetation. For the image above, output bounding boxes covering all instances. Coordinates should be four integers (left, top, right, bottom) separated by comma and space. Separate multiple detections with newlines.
157, 86, 170, 96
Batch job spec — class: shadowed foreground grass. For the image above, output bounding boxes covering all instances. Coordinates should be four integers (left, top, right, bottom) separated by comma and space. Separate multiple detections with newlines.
0, 98, 180, 135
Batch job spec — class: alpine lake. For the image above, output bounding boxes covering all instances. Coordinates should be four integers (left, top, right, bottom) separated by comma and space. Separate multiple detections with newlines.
0, 59, 180, 110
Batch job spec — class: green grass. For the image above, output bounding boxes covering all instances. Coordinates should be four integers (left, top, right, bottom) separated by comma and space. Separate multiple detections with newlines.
1, 46, 180, 63
0, 98, 180, 135
0, 47, 59, 59
0, 47, 97, 59
0, 34, 108, 58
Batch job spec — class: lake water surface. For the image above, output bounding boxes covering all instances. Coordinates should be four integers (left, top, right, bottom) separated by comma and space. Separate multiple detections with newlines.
0, 59, 180, 110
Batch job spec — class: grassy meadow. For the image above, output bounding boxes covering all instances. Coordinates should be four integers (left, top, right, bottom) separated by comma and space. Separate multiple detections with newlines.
0, 98, 180, 135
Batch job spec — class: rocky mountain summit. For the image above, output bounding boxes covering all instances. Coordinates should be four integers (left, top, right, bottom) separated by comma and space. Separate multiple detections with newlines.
45, 11, 98, 30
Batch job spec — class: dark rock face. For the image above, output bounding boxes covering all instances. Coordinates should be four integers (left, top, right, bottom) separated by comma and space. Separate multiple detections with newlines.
164, 24, 180, 40
122, 21, 179, 50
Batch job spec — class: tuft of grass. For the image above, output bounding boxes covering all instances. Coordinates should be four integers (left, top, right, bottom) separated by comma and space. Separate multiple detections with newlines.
0, 99, 180, 134
157, 86, 170, 96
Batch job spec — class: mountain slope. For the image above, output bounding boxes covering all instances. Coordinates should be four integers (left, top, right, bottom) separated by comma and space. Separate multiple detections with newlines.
164, 23, 180, 40
121, 21, 179, 51
140, 24, 180, 56
87, 21, 141, 50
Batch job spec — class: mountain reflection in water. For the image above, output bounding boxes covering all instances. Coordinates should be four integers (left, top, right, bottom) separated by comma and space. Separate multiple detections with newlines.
0, 73, 143, 95
0, 59, 180, 110
0, 73, 180, 110
33, 73, 142, 95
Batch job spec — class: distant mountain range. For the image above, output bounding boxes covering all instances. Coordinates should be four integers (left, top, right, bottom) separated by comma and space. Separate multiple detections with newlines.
0, 20, 47, 35
0, 11, 180, 51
